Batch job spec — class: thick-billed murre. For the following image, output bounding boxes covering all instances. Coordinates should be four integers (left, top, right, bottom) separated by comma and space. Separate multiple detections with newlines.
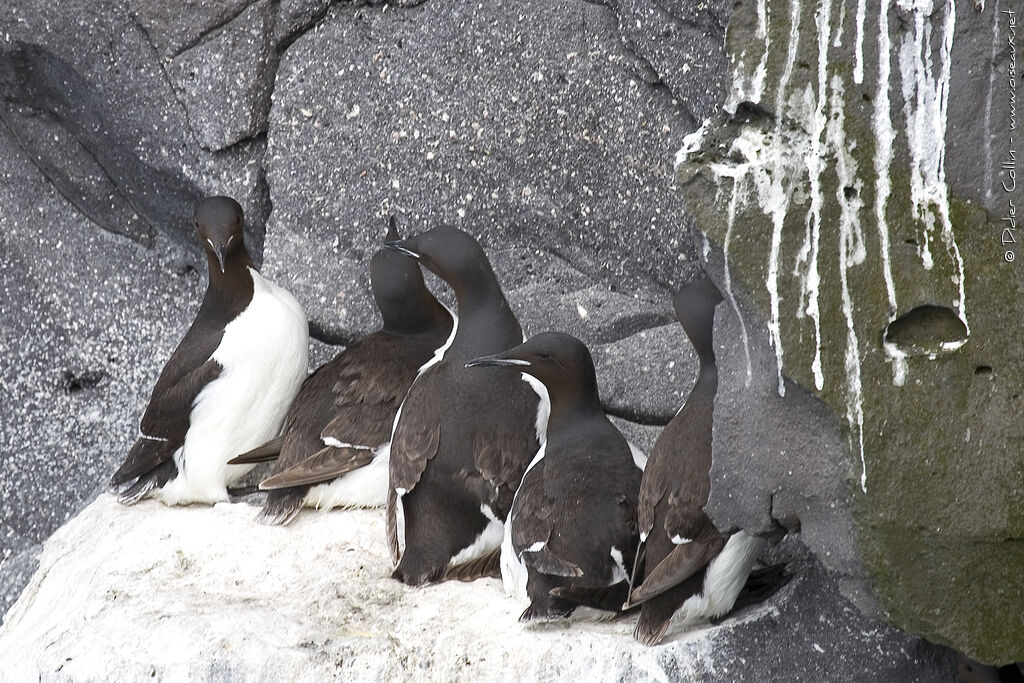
625, 275, 766, 645
110, 196, 308, 506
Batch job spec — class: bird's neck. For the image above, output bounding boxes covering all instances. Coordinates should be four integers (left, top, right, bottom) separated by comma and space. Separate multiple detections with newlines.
544, 384, 606, 441
200, 254, 256, 322
382, 297, 452, 338
448, 279, 522, 356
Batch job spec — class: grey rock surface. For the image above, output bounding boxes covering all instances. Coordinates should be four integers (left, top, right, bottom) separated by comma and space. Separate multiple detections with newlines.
602, 0, 732, 125
166, 0, 278, 152
261, 0, 701, 332
0, 121, 201, 612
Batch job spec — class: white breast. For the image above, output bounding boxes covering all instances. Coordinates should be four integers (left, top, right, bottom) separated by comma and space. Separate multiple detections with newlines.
301, 442, 390, 510
677, 531, 767, 622
158, 268, 308, 505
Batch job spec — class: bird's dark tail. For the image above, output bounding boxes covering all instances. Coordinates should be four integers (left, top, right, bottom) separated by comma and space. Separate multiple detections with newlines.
634, 613, 672, 647
549, 581, 631, 613
228, 436, 284, 465
257, 488, 307, 526
443, 547, 501, 582
714, 562, 790, 620
113, 460, 176, 505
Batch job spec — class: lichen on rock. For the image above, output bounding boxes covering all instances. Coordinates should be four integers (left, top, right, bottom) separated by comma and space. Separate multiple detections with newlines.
678, 0, 1024, 663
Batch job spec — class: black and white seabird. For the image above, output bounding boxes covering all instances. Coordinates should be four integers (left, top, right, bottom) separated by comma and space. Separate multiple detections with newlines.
467, 332, 644, 621
625, 275, 765, 646
383, 226, 543, 586
109, 196, 309, 505
228, 218, 454, 525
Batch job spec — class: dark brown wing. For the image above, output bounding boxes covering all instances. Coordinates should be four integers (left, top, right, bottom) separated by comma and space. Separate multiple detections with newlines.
111, 358, 222, 485
509, 461, 553, 556
472, 419, 540, 517
260, 445, 375, 489
330, 336, 420, 408
270, 332, 431, 474
229, 435, 284, 465
387, 487, 401, 564
624, 524, 725, 608
664, 491, 717, 545
388, 397, 442, 495
320, 405, 396, 448
509, 458, 586, 579
321, 332, 430, 447
443, 547, 502, 582
637, 465, 666, 542
387, 377, 442, 562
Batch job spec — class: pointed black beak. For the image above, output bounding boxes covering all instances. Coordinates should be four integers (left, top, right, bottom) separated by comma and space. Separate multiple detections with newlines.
465, 354, 531, 369
384, 240, 420, 259
385, 216, 400, 241
214, 245, 227, 273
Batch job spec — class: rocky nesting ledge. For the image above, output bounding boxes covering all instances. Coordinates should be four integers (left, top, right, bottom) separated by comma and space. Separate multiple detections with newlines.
0, 496, 958, 682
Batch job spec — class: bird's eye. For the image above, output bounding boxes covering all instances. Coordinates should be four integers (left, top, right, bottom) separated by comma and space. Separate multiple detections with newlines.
538, 352, 552, 360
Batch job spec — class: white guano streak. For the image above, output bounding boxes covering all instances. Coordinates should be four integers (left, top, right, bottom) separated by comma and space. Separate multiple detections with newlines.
718, 155, 755, 386
898, 0, 969, 334
854, 0, 867, 83
725, 0, 770, 114
833, 0, 846, 47
828, 75, 868, 493
983, 0, 1002, 201
793, 0, 833, 392
873, 0, 904, 385
899, 1, 936, 270
765, 0, 802, 398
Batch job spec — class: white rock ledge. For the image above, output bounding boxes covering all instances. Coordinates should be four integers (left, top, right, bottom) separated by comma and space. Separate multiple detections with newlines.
0, 495, 755, 682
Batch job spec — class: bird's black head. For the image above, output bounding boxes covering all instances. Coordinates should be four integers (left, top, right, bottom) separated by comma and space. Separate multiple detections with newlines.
193, 196, 249, 274
466, 331, 599, 408
672, 275, 723, 357
383, 226, 494, 295
370, 217, 451, 336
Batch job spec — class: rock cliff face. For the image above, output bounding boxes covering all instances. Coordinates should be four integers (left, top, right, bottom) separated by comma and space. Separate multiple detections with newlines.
0, 0, 1015, 674
677, 0, 1024, 664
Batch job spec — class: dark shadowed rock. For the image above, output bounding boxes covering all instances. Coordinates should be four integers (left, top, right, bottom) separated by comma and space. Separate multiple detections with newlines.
167, 0, 278, 151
